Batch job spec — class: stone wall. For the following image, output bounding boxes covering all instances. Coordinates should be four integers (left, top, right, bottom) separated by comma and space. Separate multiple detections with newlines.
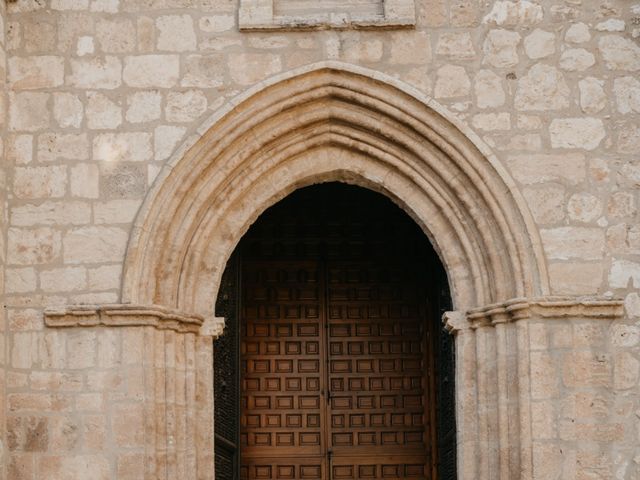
1, 0, 639, 479
1, 1, 8, 478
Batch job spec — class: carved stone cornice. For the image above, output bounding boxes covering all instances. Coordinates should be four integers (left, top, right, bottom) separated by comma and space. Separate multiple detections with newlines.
466, 296, 625, 328
44, 304, 209, 335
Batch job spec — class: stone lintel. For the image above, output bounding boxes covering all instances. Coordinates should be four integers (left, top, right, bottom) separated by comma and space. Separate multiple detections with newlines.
466, 296, 625, 328
44, 303, 207, 335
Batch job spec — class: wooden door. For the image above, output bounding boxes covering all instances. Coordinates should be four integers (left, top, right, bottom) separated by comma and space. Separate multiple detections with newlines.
236, 184, 440, 480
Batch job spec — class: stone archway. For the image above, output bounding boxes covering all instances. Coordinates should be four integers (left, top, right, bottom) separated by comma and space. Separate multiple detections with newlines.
45, 62, 624, 480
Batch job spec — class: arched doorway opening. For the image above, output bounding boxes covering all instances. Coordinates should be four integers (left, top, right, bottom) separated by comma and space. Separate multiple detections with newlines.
214, 183, 455, 480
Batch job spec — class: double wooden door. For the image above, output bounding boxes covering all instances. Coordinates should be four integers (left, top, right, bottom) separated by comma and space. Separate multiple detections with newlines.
240, 256, 435, 480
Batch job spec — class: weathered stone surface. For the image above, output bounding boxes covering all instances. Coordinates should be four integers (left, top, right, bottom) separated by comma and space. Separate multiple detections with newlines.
598, 35, 640, 71
541, 227, 605, 260
40, 266, 88, 292
434, 64, 470, 98
95, 18, 135, 53
482, 0, 543, 26
228, 53, 282, 86
13, 166, 67, 199
53, 93, 83, 129
86, 92, 122, 130
507, 153, 585, 185
524, 29, 555, 59
9, 56, 65, 90
522, 185, 565, 224
126, 91, 161, 123
567, 193, 602, 223
474, 69, 505, 108
565, 22, 590, 43
93, 133, 152, 162
617, 123, 640, 154
389, 32, 431, 65
37, 134, 89, 162
483, 29, 520, 68
515, 64, 570, 111
11, 201, 91, 227
549, 118, 606, 150
578, 77, 607, 114
68, 57, 122, 89
156, 15, 196, 52
100, 164, 146, 198
7, 227, 61, 265
549, 262, 603, 295
123, 55, 179, 88
182, 55, 224, 88
63, 226, 128, 264
436, 32, 475, 59
614, 76, 640, 114
560, 48, 595, 71
166, 90, 208, 123
70, 164, 99, 199
609, 259, 640, 288
9, 92, 50, 132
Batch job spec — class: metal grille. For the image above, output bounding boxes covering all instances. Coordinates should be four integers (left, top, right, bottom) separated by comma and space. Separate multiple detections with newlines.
214, 254, 239, 480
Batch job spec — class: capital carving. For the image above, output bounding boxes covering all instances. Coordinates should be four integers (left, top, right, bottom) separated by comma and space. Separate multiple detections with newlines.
442, 310, 471, 335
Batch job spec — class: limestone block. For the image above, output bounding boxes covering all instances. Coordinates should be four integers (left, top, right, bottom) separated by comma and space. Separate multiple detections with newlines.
77, 36, 95, 56
40, 266, 88, 292
13, 166, 67, 199
88, 265, 121, 291
51, 0, 89, 10
515, 64, 570, 111
474, 69, 505, 108
436, 32, 475, 59
567, 192, 602, 223
93, 199, 142, 224
524, 29, 555, 59
166, 90, 208, 123
9, 56, 65, 90
7, 135, 34, 165
342, 37, 383, 63
610, 322, 640, 347
482, 0, 543, 26
613, 352, 639, 390
11, 201, 91, 227
90, 0, 119, 13
23, 19, 56, 53
7, 227, 61, 265
482, 29, 520, 68
617, 123, 640, 154
99, 164, 146, 199
541, 227, 605, 260
7, 415, 49, 451
53, 93, 83, 129
126, 91, 161, 123
389, 32, 431, 65
596, 19, 626, 32
182, 55, 224, 88
610, 259, 640, 288
614, 76, 640, 114
68, 56, 122, 90
154, 125, 186, 161
507, 153, 585, 185
9, 92, 50, 132
63, 226, 128, 264
95, 18, 135, 53
228, 53, 281, 86
123, 55, 179, 88
70, 164, 99, 199
37, 133, 89, 162
86, 92, 122, 130
578, 77, 607, 114
471, 112, 510, 131
36, 454, 110, 480
549, 118, 605, 150
434, 65, 470, 98
608, 192, 636, 218
548, 262, 603, 295
5, 268, 38, 294
199, 15, 235, 33
93, 133, 152, 163
522, 185, 566, 224
565, 22, 590, 43
598, 35, 640, 71
156, 15, 196, 52
560, 48, 596, 71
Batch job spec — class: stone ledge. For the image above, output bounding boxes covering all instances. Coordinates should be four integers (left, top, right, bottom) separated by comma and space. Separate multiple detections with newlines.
44, 303, 209, 335
466, 296, 625, 328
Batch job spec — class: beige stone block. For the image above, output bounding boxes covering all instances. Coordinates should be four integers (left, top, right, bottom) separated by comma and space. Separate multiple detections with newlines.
614, 76, 640, 114
166, 90, 208, 122
9, 56, 65, 90
523, 29, 555, 59
5, 268, 37, 294
126, 90, 161, 123
567, 192, 602, 223
36, 455, 110, 480
90, 0, 119, 13
100, 163, 147, 198
435, 32, 475, 59
154, 125, 186, 161
68, 56, 122, 90
541, 227, 604, 260
549, 118, 605, 150
70, 163, 99, 199
30, 372, 83, 391
40, 266, 87, 292
117, 453, 145, 480
53, 93, 83, 129
112, 404, 144, 447
610, 322, 640, 347
82, 415, 107, 449
562, 351, 612, 388
474, 69, 505, 108
7, 415, 49, 452
624, 292, 640, 319
9, 92, 50, 132
77, 394, 104, 412
434, 65, 470, 98
598, 35, 640, 71
617, 122, 640, 154
77, 36, 95, 56
96, 330, 120, 368
93, 132, 152, 162
531, 401, 556, 439
199, 15, 235, 33
49, 416, 81, 452
565, 22, 590, 43
157, 14, 196, 52
578, 77, 607, 114
530, 351, 559, 399
123, 55, 179, 88
88, 264, 121, 291
483, 29, 520, 68
471, 112, 510, 131
11, 201, 91, 227
609, 259, 640, 288
228, 52, 282, 86
86, 92, 122, 129
13, 166, 67, 199
182, 55, 224, 88
66, 330, 97, 369
7, 227, 61, 265
608, 192, 636, 218
342, 36, 383, 63
7, 135, 34, 165
136, 16, 155, 53
507, 153, 585, 185
51, 0, 89, 9
11, 332, 39, 369
93, 199, 142, 224
482, 0, 543, 27
38, 133, 89, 162
9, 309, 43, 331
41, 331, 67, 369
522, 184, 566, 224
63, 226, 128, 264
96, 18, 135, 53
515, 64, 569, 111
22, 19, 56, 53
560, 48, 596, 71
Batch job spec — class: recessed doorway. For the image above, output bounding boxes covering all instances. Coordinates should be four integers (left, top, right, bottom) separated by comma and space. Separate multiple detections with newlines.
214, 183, 456, 480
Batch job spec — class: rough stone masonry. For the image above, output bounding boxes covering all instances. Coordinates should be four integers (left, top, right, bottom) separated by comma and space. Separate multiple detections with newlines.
0, 0, 639, 479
